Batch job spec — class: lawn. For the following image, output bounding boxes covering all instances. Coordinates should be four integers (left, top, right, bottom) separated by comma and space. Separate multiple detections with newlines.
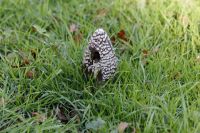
0, 0, 200, 132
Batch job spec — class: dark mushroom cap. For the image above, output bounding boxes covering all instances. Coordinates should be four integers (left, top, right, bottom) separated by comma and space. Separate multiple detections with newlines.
83, 28, 117, 81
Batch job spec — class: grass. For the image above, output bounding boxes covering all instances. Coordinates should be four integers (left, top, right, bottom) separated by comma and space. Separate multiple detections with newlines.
0, 0, 200, 132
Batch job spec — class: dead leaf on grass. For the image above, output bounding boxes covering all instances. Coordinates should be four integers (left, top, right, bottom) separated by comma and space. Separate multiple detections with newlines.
117, 30, 128, 42
26, 69, 35, 79
142, 49, 149, 58
141, 49, 149, 66
55, 106, 69, 123
22, 58, 30, 65
73, 33, 83, 43
55, 106, 80, 124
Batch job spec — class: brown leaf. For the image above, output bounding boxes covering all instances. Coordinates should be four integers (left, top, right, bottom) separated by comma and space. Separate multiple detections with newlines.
142, 49, 149, 58
26, 70, 35, 79
55, 106, 69, 123
117, 30, 128, 42
55, 106, 80, 124
118, 122, 129, 133
69, 23, 79, 33
22, 58, 30, 65
73, 33, 83, 43
32, 112, 47, 123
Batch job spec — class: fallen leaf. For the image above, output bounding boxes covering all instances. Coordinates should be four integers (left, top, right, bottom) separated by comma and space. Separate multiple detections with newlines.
73, 33, 83, 43
118, 122, 129, 133
142, 49, 149, 58
86, 118, 105, 131
32, 112, 47, 123
117, 30, 128, 42
22, 58, 30, 65
55, 105, 80, 124
55, 106, 69, 123
69, 23, 79, 33
26, 70, 35, 79
141, 49, 150, 66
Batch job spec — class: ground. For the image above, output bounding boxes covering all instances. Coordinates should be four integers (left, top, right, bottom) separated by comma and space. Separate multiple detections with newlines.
0, 0, 200, 132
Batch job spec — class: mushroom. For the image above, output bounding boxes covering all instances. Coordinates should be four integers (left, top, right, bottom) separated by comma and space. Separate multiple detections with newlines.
83, 28, 117, 81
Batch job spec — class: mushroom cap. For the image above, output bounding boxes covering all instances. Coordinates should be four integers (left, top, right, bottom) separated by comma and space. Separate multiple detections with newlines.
83, 28, 117, 81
